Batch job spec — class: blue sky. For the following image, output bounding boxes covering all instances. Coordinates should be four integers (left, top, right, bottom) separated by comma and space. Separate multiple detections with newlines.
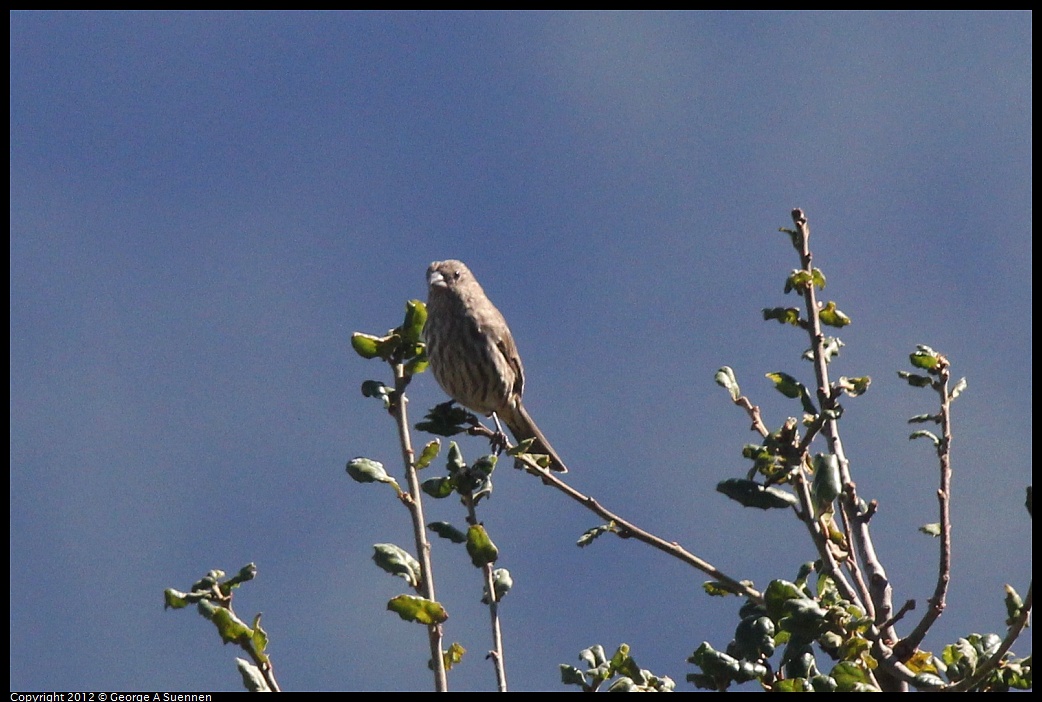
10, 11, 1031, 692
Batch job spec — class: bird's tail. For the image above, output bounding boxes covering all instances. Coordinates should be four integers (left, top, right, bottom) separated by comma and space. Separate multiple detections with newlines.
503, 402, 568, 473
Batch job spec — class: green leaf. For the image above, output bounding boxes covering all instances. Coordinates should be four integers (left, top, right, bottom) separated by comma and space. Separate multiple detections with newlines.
810, 675, 839, 692
1004, 584, 1025, 626
687, 641, 765, 688
919, 523, 941, 537
606, 678, 637, 692
190, 570, 224, 592
763, 307, 802, 326
198, 599, 251, 644
800, 392, 819, 416
421, 476, 456, 499
763, 580, 806, 620
819, 301, 851, 327
943, 637, 980, 679
766, 372, 804, 399
910, 346, 941, 371
835, 375, 870, 397
808, 336, 845, 363
415, 401, 477, 437
913, 673, 946, 690
440, 451, 496, 501
404, 351, 429, 376
249, 614, 269, 662
715, 366, 741, 401
386, 594, 448, 625
360, 380, 395, 408
978, 632, 1002, 657
352, 329, 408, 363
898, 370, 934, 388
400, 300, 427, 345
372, 543, 422, 587
717, 478, 799, 509
579, 644, 608, 670
483, 568, 513, 603
350, 332, 383, 359
560, 664, 588, 687
415, 440, 440, 469
687, 641, 738, 677
428, 521, 468, 543
783, 645, 817, 679
794, 561, 814, 587
232, 564, 258, 585
686, 673, 716, 691
908, 413, 939, 424
445, 442, 467, 475
466, 524, 499, 567
507, 438, 552, 469
164, 588, 190, 609
784, 268, 826, 294
346, 457, 399, 488
236, 658, 271, 692
778, 597, 828, 638
639, 674, 676, 692
577, 522, 618, 547
811, 453, 841, 515
470, 454, 497, 478
743, 444, 787, 482
703, 580, 751, 597
904, 650, 941, 676
360, 379, 390, 397
608, 643, 632, 670
442, 642, 466, 671
909, 430, 941, 446
733, 615, 776, 660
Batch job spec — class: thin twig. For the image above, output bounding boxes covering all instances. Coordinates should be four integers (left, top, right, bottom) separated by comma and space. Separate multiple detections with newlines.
895, 357, 954, 658
463, 497, 508, 691
733, 396, 770, 438
495, 444, 761, 602
790, 209, 900, 691
392, 365, 448, 692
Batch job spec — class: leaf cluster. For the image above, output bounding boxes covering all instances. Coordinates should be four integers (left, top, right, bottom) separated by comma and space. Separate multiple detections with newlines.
560, 644, 675, 692
163, 565, 277, 692
689, 567, 880, 691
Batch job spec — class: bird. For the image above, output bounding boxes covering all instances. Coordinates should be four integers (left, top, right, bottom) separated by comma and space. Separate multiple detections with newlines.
423, 259, 568, 472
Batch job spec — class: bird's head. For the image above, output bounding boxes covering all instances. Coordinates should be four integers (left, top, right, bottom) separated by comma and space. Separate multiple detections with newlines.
427, 259, 473, 294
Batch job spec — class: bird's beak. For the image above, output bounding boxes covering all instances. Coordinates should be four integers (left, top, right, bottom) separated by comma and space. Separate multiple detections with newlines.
428, 268, 447, 289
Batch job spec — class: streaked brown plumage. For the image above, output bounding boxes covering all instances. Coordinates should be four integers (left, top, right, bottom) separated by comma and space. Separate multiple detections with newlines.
423, 260, 568, 472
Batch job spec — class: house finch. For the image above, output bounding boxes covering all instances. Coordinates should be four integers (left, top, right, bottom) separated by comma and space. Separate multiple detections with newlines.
424, 259, 568, 473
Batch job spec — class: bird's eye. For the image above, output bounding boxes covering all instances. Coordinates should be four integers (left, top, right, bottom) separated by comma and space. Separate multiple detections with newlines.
453, 270, 462, 280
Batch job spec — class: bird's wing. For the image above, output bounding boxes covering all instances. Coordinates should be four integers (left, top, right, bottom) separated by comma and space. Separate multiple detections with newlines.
494, 333, 525, 399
